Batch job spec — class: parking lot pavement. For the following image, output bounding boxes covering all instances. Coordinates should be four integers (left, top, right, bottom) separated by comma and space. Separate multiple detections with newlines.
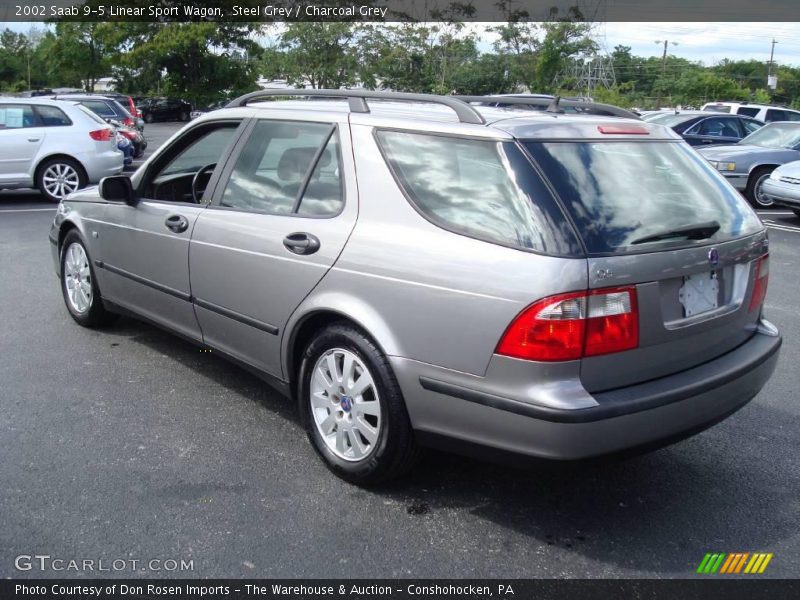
0, 130, 798, 578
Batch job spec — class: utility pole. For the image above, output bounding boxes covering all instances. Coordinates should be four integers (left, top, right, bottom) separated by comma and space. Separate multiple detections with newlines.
767, 39, 778, 95
654, 40, 678, 108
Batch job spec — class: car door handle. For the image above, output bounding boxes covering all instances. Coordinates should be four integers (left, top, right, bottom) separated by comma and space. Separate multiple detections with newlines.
27, 138, 40, 142
701, 139, 714, 144
283, 232, 320, 255
165, 214, 189, 233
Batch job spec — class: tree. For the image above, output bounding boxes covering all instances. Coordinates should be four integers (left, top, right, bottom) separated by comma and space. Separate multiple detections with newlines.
278, 23, 360, 89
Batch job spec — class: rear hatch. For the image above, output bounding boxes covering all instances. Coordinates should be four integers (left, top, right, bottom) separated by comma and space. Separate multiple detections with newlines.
522, 136, 768, 392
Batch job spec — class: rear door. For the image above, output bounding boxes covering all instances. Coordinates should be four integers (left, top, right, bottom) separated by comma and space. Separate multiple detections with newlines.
0, 104, 44, 184
189, 115, 357, 379
524, 139, 767, 392
686, 116, 743, 146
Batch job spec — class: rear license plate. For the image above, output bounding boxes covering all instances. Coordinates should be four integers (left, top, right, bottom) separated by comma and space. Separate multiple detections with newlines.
679, 272, 719, 317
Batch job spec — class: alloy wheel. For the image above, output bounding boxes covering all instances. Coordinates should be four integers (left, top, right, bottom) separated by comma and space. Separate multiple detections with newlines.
310, 348, 382, 462
63, 242, 92, 314
43, 163, 80, 200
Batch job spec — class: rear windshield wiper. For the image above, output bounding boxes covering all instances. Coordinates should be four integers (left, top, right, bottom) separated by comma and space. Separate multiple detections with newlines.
631, 221, 720, 245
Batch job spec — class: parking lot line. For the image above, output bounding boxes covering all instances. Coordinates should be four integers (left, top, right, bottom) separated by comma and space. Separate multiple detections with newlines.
0, 207, 57, 213
764, 221, 800, 233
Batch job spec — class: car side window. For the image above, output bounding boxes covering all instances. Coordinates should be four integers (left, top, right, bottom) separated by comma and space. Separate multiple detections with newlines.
141, 122, 241, 202
376, 130, 574, 254
766, 109, 788, 122
219, 120, 343, 217
698, 117, 739, 137
736, 107, 759, 118
742, 119, 763, 135
0, 104, 37, 129
80, 100, 115, 118
34, 105, 72, 126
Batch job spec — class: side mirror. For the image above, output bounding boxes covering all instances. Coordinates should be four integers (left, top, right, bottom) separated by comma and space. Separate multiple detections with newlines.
99, 175, 136, 205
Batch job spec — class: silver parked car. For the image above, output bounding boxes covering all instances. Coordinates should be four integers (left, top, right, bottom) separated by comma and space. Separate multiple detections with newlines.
0, 97, 124, 202
698, 121, 800, 208
49, 90, 781, 484
761, 159, 800, 217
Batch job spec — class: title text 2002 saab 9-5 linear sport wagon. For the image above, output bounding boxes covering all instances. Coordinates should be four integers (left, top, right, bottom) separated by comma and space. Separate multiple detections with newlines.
49, 90, 781, 484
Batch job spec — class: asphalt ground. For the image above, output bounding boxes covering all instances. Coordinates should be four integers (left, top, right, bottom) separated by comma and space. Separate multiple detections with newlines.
0, 123, 798, 579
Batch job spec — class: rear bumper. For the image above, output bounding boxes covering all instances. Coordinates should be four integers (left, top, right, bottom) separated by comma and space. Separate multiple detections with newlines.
393, 323, 781, 460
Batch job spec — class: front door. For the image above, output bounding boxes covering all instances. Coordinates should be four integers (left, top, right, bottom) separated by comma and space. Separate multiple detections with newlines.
93, 119, 246, 341
189, 117, 358, 378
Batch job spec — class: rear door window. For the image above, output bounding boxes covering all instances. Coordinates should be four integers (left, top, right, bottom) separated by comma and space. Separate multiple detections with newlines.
219, 120, 343, 217
523, 141, 762, 255
376, 130, 581, 256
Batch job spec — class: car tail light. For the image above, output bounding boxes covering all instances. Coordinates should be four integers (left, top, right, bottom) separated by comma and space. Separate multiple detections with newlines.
122, 117, 136, 128
119, 129, 136, 141
496, 287, 639, 362
89, 128, 114, 141
748, 254, 769, 312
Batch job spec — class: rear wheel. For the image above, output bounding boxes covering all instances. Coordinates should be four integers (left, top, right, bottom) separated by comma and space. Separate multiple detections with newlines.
37, 157, 86, 203
298, 323, 420, 485
745, 167, 775, 208
179, 111, 189, 122
143, 112, 153, 124
60, 230, 115, 328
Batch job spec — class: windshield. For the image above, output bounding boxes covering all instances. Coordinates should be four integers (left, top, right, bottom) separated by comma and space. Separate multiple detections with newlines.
740, 122, 800, 148
523, 141, 762, 255
646, 113, 698, 127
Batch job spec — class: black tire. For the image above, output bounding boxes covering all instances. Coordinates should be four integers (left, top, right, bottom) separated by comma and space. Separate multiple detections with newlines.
179, 111, 189, 122
298, 322, 420, 485
745, 167, 776, 208
60, 230, 116, 328
36, 157, 86, 203
793, 209, 800, 220
143, 112, 153, 124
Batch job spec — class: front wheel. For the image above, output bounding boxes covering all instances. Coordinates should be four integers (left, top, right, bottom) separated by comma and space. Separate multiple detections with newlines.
298, 323, 420, 485
143, 112, 153, 124
60, 230, 115, 328
745, 167, 775, 208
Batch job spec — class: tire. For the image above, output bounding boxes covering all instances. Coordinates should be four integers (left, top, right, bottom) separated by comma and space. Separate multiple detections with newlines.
37, 157, 86, 203
794, 209, 800, 220
298, 323, 420, 485
60, 230, 116, 328
179, 111, 189, 122
144, 112, 153, 124
745, 167, 776, 208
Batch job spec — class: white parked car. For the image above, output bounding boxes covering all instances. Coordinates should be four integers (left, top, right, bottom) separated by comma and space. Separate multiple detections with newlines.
702, 101, 800, 124
0, 98, 124, 202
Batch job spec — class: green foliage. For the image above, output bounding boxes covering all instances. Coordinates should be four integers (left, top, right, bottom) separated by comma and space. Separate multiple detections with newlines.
1, 19, 799, 110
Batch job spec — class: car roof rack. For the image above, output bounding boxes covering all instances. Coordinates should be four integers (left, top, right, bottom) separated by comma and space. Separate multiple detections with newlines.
455, 95, 640, 120
227, 88, 487, 125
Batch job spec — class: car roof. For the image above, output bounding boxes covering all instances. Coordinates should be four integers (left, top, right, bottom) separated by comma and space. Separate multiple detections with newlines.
0, 97, 79, 106
202, 98, 679, 141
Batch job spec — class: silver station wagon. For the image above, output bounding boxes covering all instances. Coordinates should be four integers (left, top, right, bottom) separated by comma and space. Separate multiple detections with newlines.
50, 90, 782, 484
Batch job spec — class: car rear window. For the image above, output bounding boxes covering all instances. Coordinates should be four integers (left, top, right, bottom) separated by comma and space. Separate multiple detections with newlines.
76, 104, 108, 125
523, 141, 762, 255
376, 131, 581, 256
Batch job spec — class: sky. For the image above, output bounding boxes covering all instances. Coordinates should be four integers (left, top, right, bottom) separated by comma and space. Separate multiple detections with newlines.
3, 21, 800, 67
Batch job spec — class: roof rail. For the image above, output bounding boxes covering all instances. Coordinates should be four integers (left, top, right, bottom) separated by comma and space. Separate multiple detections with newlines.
455, 95, 640, 120
227, 88, 487, 125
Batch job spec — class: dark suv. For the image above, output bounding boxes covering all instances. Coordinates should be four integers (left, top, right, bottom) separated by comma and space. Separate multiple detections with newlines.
137, 97, 193, 123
